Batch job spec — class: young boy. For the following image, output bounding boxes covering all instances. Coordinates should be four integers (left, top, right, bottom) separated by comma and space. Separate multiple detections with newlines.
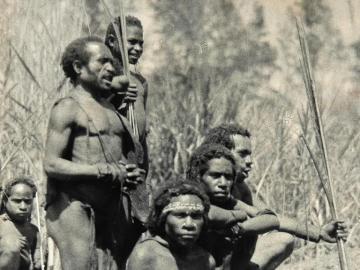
0, 176, 41, 270
105, 15, 149, 174
126, 179, 215, 270
187, 143, 348, 270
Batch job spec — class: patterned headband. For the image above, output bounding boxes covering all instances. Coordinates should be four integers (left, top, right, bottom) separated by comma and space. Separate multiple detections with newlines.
162, 201, 205, 216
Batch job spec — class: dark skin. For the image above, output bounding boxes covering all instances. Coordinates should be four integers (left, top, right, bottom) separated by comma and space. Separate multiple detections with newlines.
44, 42, 144, 201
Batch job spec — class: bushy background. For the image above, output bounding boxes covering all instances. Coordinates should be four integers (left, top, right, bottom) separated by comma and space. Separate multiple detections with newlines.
0, 0, 359, 269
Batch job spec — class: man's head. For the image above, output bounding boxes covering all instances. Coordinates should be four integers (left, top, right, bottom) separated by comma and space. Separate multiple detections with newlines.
148, 178, 210, 249
1, 176, 37, 224
187, 144, 236, 205
61, 36, 115, 96
203, 123, 253, 182
105, 15, 144, 65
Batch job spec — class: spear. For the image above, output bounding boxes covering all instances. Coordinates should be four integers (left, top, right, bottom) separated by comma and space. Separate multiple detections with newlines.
296, 19, 349, 270
101, 0, 139, 138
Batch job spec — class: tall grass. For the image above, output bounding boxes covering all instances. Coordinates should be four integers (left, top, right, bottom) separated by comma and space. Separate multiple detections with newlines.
0, 1, 359, 269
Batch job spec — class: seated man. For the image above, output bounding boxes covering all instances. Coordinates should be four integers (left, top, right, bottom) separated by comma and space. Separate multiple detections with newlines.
186, 143, 348, 270
0, 176, 41, 270
202, 123, 293, 269
126, 179, 216, 270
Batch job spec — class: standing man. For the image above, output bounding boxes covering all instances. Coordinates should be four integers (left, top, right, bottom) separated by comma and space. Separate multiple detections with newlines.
105, 15, 149, 175
126, 179, 216, 270
44, 36, 144, 270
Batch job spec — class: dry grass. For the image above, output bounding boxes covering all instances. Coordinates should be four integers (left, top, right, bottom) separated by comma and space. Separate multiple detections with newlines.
0, 0, 359, 268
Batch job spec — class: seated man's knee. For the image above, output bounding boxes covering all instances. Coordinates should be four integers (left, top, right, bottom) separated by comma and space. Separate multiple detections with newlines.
276, 232, 295, 257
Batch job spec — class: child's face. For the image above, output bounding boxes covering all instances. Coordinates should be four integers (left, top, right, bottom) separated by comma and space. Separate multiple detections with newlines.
5, 183, 33, 223
126, 25, 143, 64
201, 157, 234, 204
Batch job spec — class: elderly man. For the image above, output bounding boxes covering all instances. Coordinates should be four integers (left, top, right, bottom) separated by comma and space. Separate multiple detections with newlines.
44, 36, 144, 270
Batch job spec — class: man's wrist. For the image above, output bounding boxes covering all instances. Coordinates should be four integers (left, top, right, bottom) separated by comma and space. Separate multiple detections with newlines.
96, 163, 113, 180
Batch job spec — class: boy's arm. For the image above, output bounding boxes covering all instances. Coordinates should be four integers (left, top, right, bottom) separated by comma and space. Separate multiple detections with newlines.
278, 216, 348, 243
232, 198, 262, 217
208, 205, 247, 228
239, 212, 280, 235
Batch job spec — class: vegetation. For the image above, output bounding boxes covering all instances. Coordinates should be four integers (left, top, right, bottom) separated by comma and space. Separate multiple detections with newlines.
0, 0, 358, 269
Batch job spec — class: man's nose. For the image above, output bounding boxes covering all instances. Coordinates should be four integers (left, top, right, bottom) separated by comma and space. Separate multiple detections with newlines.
134, 43, 142, 52
19, 202, 28, 210
183, 217, 196, 230
218, 176, 229, 188
105, 62, 115, 73
245, 156, 253, 167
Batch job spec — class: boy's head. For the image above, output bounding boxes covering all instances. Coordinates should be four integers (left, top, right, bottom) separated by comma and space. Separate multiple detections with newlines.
187, 144, 236, 205
148, 178, 210, 249
1, 176, 37, 224
105, 15, 144, 65
203, 123, 252, 182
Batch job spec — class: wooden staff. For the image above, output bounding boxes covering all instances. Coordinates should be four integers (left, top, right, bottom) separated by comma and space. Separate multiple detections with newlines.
296, 18, 349, 270
101, 0, 139, 138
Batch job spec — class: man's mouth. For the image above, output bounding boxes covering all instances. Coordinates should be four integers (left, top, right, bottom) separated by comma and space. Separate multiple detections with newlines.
102, 75, 113, 86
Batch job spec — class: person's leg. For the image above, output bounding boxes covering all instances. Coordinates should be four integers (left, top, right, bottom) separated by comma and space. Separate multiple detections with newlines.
46, 193, 97, 270
0, 234, 21, 270
250, 232, 295, 270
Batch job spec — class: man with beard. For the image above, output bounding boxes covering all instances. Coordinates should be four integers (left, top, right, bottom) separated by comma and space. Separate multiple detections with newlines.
44, 36, 144, 270
126, 179, 215, 270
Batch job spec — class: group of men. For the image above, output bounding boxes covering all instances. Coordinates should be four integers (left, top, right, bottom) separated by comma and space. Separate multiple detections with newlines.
0, 15, 348, 270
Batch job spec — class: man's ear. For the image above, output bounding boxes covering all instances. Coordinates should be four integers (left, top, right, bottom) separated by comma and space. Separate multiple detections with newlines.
73, 60, 82, 75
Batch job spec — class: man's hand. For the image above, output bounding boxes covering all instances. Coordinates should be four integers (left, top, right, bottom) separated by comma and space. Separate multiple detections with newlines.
320, 220, 348, 243
96, 163, 126, 184
123, 163, 145, 191
111, 76, 138, 103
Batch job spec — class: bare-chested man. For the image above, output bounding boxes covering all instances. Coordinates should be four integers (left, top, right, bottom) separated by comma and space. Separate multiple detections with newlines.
0, 177, 41, 270
105, 15, 149, 174
191, 140, 348, 270
44, 36, 144, 270
126, 179, 216, 270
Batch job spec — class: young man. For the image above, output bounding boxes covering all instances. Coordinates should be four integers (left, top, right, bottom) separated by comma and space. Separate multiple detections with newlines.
126, 179, 216, 270
105, 15, 148, 174
44, 36, 144, 270
186, 143, 348, 270
0, 177, 41, 270
202, 123, 292, 269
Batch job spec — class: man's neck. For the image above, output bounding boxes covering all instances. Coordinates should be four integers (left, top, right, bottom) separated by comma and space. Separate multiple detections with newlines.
75, 84, 109, 103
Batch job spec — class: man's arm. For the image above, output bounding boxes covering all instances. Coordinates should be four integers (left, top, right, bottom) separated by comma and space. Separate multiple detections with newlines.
277, 216, 348, 243
208, 205, 247, 228
44, 99, 101, 181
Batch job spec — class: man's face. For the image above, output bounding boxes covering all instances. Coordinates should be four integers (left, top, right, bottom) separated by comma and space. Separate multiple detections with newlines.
126, 25, 143, 65
165, 194, 204, 248
5, 183, 34, 224
231, 135, 253, 182
202, 157, 234, 204
78, 42, 115, 96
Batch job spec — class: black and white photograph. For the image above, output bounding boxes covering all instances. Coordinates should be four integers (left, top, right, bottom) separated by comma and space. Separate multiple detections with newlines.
0, 0, 359, 269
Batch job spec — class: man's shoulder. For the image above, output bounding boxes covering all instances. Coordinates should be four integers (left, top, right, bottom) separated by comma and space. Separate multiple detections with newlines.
127, 236, 175, 268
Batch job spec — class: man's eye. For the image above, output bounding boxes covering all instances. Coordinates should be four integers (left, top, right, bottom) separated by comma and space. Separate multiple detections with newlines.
191, 213, 203, 220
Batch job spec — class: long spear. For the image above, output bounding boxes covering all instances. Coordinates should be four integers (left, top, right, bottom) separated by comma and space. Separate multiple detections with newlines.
296, 19, 349, 270
101, 0, 139, 138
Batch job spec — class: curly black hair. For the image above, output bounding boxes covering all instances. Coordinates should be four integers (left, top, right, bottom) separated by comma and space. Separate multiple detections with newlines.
186, 143, 236, 184
60, 36, 103, 85
3, 176, 37, 198
104, 15, 143, 48
147, 177, 210, 237
202, 123, 251, 150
